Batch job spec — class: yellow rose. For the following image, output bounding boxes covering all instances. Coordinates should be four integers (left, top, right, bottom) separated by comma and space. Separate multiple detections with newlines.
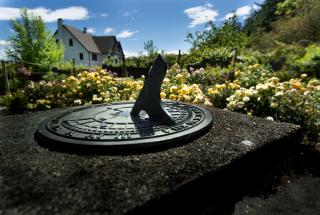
170, 86, 178, 93
169, 94, 177, 100
183, 95, 190, 102
292, 81, 302, 89
204, 99, 213, 106
160, 92, 166, 99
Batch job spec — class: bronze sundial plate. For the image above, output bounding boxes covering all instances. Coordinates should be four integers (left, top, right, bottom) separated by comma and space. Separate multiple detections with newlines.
35, 101, 212, 151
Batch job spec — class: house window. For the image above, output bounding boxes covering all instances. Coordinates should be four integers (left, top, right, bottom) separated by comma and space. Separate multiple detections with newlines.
92, 53, 97, 61
55, 39, 59, 43
114, 58, 118, 64
79, 53, 83, 60
69, 39, 73, 46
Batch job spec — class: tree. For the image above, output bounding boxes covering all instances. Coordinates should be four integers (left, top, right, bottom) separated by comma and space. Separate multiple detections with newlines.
245, 0, 320, 50
186, 16, 249, 51
276, 0, 302, 15
244, 0, 283, 35
7, 9, 63, 73
143, 40, 158, 58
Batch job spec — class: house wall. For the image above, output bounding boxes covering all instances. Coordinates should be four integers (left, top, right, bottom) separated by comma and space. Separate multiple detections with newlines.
54, 20, 124, 67
101, 54, 124, 65
55, 26, 103, 67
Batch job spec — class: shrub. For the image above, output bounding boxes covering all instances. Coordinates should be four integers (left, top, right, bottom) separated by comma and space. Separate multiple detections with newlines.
8, 91, 28, 113
5, 67, 211, 112
224, 74, 320, 135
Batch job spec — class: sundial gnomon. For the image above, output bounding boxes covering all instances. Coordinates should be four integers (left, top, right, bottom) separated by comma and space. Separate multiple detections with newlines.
35, 55, 212, 150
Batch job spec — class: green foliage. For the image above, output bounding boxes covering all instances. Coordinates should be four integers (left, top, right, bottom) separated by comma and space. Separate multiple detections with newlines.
207, 84, 235, 109
54, 61, 89, 75
43, 71, 67, 82
187, 66, 230, 86
103, 56, 118, 67
184, 16, 249, 68
264, 42, 305, 71
181, 47, 234, 68
264, 43, 320, 79
235, 63, 272, 88
244, 0, 282, 35
163, 53, 179, 67
187, 16, 249, 51
125, 41, 161, 68
7, 9, 63, 75
246, 0, 320, 49
8, 91, 28, 113
295, 44, 320, 78
201, 48, 234, 67
276, 0, 301, 15
125, 54, 152, 68
144, 40, 158, 58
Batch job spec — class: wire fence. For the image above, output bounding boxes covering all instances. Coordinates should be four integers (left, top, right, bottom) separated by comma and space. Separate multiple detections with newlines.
0, 59, 67, 94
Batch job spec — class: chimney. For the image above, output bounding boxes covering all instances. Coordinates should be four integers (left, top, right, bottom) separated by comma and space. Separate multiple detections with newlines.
57, 18, 63, 39
57, 18, 63, 29
83, 27, 87, 34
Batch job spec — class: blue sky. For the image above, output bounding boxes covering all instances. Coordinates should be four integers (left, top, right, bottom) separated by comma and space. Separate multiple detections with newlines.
0, 0, 263, 58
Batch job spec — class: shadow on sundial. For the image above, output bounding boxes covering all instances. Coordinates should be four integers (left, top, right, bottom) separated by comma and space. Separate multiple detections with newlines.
131, 112, 155, 137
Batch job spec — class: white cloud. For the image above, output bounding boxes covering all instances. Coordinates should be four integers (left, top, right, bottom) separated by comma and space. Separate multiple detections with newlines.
184, 5, 219, 28
101, 13, 108, 17
124, 50, 140, 57
0, 40, 9, 60
0, 48, 7, 60
224, 5, 260, 20
164, 49, 189, 55
123, 10, 138, 17
236, 5, 252, 17
206, 3, 213, 8
87, 28, 95, 34
104, 27, 114, 34
164, 50, 179, 55
0, 7, 19, 20
0, 6, 89, 22
0, 40, 9, 46
252, 4, 261, 11
117, 30, 138, 39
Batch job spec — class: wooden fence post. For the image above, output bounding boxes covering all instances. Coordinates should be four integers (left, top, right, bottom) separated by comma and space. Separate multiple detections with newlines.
230, 48, 237, 81
123, 56, 127, 77
72, 58, 75, 76
2, 60, 10, 94
232, 48, 237, 71
178, 49, 181, 66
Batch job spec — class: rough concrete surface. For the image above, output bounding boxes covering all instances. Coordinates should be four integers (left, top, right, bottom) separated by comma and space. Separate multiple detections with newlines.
234, 176, 320, 215
0, 107, 301, 214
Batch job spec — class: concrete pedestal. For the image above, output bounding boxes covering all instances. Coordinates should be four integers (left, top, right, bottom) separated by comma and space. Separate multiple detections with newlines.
0, 107, 302, 214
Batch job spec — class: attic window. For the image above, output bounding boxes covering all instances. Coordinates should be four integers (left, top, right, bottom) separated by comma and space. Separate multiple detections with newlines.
79, 53, 83, 60
55, 39, 59, 43
92, 53, 97, 61
69, 39, 73, 46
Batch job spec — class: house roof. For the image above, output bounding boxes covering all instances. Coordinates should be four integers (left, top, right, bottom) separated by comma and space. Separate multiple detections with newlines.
93, 36, 117, 54
62, 24, 123, 55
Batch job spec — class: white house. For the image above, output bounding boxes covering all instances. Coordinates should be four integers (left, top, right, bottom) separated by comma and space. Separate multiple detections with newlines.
54, 18, 125, 67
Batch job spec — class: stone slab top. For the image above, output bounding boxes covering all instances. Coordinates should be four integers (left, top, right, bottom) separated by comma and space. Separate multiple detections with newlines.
0, 107, 301, 214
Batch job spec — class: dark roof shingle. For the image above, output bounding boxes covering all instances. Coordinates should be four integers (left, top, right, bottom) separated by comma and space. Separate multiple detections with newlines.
93, 36, 116, 54
63, 24, 119, 54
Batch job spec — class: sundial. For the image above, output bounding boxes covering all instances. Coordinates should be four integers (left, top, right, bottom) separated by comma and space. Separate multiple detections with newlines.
35, 55, 213, 151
